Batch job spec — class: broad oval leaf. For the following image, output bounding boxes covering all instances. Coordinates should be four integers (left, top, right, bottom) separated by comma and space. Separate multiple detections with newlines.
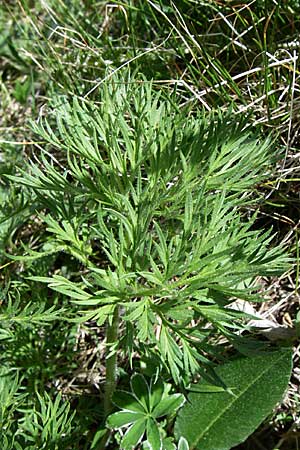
175, 349, 292, 450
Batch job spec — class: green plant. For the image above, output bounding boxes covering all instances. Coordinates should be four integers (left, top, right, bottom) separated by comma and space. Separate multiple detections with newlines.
16, 392, 75, 450
1, 0, 299, 447
0, 368, 76, 450
5, 76, 292, 448
106, 374, 184, 449
175, 349, 293, 450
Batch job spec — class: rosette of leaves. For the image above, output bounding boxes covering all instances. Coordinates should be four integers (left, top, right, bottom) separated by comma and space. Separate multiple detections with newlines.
107, 374, 185, 450
7, 73, 289, 416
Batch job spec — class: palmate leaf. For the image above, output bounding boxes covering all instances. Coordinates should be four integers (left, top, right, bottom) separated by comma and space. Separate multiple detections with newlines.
107, 374, 185, 450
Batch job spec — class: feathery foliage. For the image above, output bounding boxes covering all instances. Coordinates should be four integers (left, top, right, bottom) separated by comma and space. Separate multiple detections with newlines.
1, 0, 298, 447
8, 77, 289, 387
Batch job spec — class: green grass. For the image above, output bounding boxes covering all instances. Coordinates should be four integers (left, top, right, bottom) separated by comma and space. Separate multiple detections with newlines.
0, 1, 299, 449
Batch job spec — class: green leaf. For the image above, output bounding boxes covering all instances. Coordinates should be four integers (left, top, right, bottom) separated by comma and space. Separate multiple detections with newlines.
187, 384, 229, 393
149, 378, 164, 411
90, 428, 107, 449
107, 374, 184, 449
152, 394, 185, 419
162, 438, 176, 450
146, 418, 162, 450
159, 326, 182, 383
131, 374, 150, 411
28, 275, 92, 301
177, 437, 189, 450
112, 391, 146, 413
175, 349, 292, 450
107, 411, 145, 428
120, 417, 147, 450
184, 191, 193, 233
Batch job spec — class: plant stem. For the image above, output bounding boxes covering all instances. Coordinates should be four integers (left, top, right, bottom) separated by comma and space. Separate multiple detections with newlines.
96, 306, 120, 450
104, 305, 120, 417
